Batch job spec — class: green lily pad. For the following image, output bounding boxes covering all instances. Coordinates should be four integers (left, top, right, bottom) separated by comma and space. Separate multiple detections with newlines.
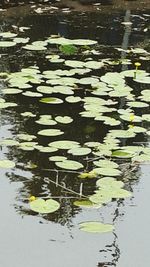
89, 193, 112, 204
0, 32, 17, 38
0, 159, 15, 168
21, 112, 36, 117
55, 160, 84, 170
2, 88, 22, 94
17, 134, 36, 141
35, 145, 58, 153
19, 142, 37, 151
112, 150, 134, 158
79, 221, 114, 233
30, 198, 60, 213
22, 91, 43, 97
84, 142, 101, 148
74, 200, 101, 208
130, 126, 146, 133
0, 139, 19, 146
78, 171, 97, 179
132, 154, 150, 162
55, 116, 73, 124
109, 129, 136, 138
68, 147, 91, 156
13, 37, 29, 43
93, 160, 119, 169
96, 177, 124, 189
0, 102, 17, 109
142, 114, 150, 122
40, 97, 63, 104
49, 156, 67, 162
127, 101, 149, 108
48, 140, 80, 150
0, 41, 16, 47
37, 129, 64, 136
93, 167, 122, 176
65, 96, 82, 103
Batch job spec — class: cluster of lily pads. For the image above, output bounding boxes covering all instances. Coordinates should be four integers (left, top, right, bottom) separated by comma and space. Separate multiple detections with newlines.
0, 34, 150, 233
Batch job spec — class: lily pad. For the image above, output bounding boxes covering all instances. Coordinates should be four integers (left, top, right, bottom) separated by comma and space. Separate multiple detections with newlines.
0, 139, 19, 146
2, 88, 22, 94
55, 116, 73, 124
74, 200, 101, 208
93, 160, 119, 169
40, 97, 63, 104
68, 147, 91, 156
17, 134, 36, 141
93, 167, 122, 176
30, 198, 60, 213
112, 150, 134, 158
96, 177, 124, 189
37, 129, 64, 136
55, 160, 84, 170
49, 156, 67, 162
0, 41, 16, 47
65, 96, 82, 103
35, 146, 58, 153
0, 159, 15, 168
127, 101, 149, 108
79, 221, 114, 233
48, 140, 80, 150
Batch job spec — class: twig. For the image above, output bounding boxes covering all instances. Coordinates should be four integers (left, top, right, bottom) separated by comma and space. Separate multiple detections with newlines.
45, 176, 87, 199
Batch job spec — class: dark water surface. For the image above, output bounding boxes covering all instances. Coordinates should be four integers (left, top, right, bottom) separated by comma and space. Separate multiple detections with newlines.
0, 7, 150, 267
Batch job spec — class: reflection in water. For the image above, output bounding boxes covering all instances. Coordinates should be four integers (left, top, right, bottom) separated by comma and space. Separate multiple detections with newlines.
0, 9, 150, 267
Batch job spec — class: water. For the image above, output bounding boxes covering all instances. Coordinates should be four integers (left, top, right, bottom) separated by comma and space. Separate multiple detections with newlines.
0, 5, 150, 267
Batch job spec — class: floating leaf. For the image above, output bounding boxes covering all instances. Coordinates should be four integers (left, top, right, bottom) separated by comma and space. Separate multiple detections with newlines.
22, 91, 43, 97
30, 198, 60, 213
55, 116, 73, 124
0, 159, 15, 168
49, 156, 67, 162
65, 96, 82, 103
109, 129, 136, 138
142, 114, 150, 122
35, 145, 58, 153
59, 44, 78, 55
79, 221, 114, 233
120, 114, 142, 122
0, 32, 17, 38
89, 189, 112, 204
40, 97, 63, 104
55, 160, 83, 170
130, 126, 146, 133
68, 147, 91, 156
112, 150, 134, 158
48, 140, 80, 150
132, 154, 150, 162
96, 177, 124, 189
19, 142, 38, 151
2, 88, 22, 94
78, 171, 97, 179
74, 200, 100, 208
37, 129, 64, 136
127, 101, 149, 108
93, 160, 119, 169
13, 37, 29, 43
21, 112, 36, 117
0, 41, 16, 47
93, 167, 122, 176
0, 139, 19, 146
84, 142, 101, 148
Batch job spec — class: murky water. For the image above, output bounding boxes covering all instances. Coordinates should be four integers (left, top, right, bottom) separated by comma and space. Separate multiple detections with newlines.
0, 6, 150, 267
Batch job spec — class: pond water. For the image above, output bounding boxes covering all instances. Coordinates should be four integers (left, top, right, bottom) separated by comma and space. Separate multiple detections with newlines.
0, 6, 150, 267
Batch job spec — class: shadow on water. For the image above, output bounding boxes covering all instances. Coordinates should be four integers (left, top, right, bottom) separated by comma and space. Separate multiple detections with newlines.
0, 6, 150, 267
